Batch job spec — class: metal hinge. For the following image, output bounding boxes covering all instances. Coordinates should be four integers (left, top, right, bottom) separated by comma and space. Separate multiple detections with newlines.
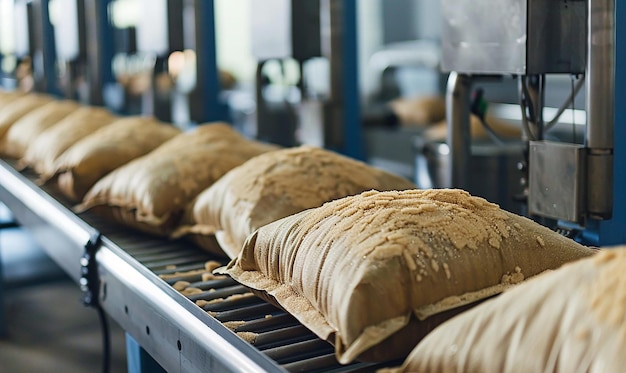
80, 232, 102, 307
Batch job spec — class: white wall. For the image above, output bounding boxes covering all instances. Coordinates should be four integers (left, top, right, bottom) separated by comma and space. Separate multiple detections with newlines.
215, 0, 256, 83
357, 0, 384, 102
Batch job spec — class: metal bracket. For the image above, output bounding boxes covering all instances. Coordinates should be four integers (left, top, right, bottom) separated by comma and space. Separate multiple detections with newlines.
80, 231, 102, 307
528, 141, 587, 223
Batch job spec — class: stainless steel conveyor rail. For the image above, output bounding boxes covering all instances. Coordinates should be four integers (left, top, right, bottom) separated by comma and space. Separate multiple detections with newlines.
0, 159, 394, 372
0, 159, 285, 372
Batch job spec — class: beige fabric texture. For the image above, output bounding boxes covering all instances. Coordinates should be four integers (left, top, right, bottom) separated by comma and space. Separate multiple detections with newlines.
389, 96, 446, 126
0, 94, 54, 144
21, 106, 117, 177
424, 114, 522, 141
75, 123, 278, 236
221, 189, 595, 364
53, 117, 180, 202
0, 91, 26, 111
388, 247, 625, 373
1, 100, 80, 158
175, 145, 415, 258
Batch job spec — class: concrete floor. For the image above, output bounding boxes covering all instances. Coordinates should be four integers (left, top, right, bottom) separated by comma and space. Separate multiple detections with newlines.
0, 279, 128, 373
0, 214, 128, 372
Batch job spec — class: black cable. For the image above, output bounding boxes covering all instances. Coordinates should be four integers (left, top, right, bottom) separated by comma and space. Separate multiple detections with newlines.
470, 88, 507, 145
80, 232, 110, 373
519, 77, 537, 140
96, 305, 111, 373
478, 116, 506, 146
544, 74, 585, 132
521, 77, 537, 123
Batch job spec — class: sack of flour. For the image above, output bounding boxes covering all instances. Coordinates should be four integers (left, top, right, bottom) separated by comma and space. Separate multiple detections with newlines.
1, 100, 80, 158
0, 94, 54, 147
220, 189, 595, 363
175, 145, 415, 258
75, 123, 278, 236
21, 106, 117, 177
387, 247, 624, 373
53, 116, 180, 202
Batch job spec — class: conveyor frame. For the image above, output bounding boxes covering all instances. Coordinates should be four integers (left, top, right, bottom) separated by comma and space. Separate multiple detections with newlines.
0, 159, 286, 372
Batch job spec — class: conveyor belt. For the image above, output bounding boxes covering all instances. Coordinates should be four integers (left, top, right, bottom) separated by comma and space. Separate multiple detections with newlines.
0, 159, 398, 372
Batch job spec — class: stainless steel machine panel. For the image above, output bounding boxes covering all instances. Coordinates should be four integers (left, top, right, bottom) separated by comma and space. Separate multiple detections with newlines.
441, 0, 586, 74
529, 141, 586, 223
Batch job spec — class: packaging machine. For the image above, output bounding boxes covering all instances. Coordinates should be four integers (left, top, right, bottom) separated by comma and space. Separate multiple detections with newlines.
442, 0, 625, 246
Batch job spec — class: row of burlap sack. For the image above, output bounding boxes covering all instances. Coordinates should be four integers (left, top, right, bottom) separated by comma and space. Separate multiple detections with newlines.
1, 91, 620, 371
0, 91, 281, 238
0, 91, 515, 243
0, 90, 418, 244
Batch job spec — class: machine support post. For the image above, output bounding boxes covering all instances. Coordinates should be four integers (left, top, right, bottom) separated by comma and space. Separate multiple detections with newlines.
445, 72, 472, 190
586, 0, 615, 150
0, 231, 4, 337
585, 0, 624, 245
585, 0, 615, 220
126, 333, 166, 373
0, 53, 3, 90
190, 0, 228, 123
0, 220, 17, 337
337, 0, 362, 160
40, 0, 57, 95
31, 0, 60, 95
84, 0, 115, 106
322, 0, 363, 160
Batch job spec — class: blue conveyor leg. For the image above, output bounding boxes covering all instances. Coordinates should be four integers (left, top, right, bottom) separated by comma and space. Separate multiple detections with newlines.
580, 0, 626, 246
0, 232, 5, 337
126, 333, 166, 373
340, 0, 363, 161
0, 220, 16, 338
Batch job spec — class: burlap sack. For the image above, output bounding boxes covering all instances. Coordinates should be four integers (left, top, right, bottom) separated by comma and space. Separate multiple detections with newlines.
0, 91, 26, 111
390, 96, 446, 126
75, 123, 278, 236
220, 189, 595, 364
1, 100, 80, 158
174, 145, 416, 258
21, 106, 117, 177
0, 94, 54, 144
424, 114, 522, 141
386, 247, 626, 373
53, 117, 180, 202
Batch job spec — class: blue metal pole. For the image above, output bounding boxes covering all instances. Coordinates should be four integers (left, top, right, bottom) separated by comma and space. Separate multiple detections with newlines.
194, 0, 228, 122
40, 0, 60, 96
0, 219, 16, 337
0, 230, 5, 337
340, 0, 363, 160
126, 333, 166, 373
96, 0, 115, 93
582, 0, 625, 246
0, 53, 3, 90
85, 0, 116, 107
